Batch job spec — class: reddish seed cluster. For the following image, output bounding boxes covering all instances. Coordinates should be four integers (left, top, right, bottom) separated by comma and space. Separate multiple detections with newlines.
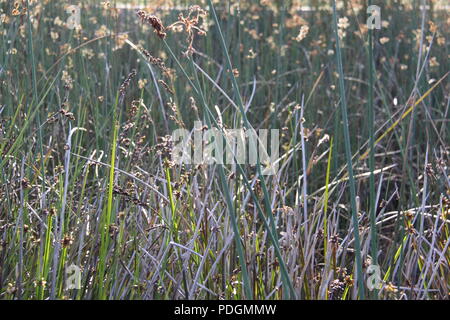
141, 48, 170, 75
119, 69, 137, 97
137, 10, 166, 39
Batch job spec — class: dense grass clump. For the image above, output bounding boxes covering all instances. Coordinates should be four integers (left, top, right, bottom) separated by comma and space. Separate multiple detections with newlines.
0, 0, 449, 300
